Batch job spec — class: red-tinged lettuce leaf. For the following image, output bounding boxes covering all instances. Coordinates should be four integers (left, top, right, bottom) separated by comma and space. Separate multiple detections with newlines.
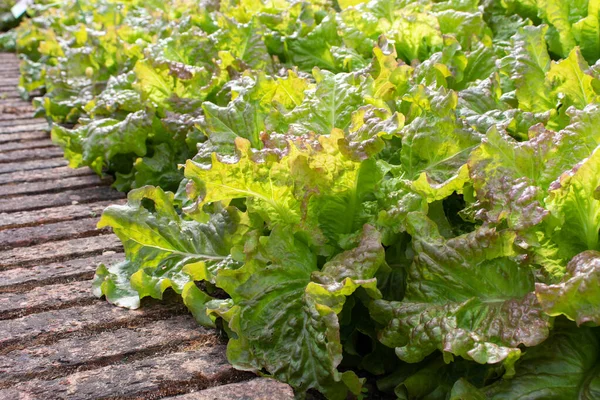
133, 28, 229, 112
536, 251, 600, 326
85, 72, 143, 119
184, 130, 385, 252
469, 105, 600, 278
468, 126, 549, 230
370, 212, 550, 365
198, 71, 311, 155
339, 105, 404, 161
214, 224, 384, 400
484, 322, 600, 399
311, 224, 384, 297
502, 25, 600, 129
92, 186, 243, 326
468, 105, 600, 232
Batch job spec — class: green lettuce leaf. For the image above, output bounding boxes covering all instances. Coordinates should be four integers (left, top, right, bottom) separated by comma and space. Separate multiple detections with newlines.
283, 13, 344, 72
392, 5, 443, 63
545, 145, 600, 259
212, 15, 272, 71
285, 68, 367, 135
484, 322, 600, 399
509, 25, 554, 113
51, 110, 151, 175
93, 186, 243, 326
400, 86, 481, 195
215, 224, 384, 399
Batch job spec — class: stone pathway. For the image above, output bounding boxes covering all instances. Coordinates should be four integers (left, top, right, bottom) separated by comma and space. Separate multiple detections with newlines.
0, 52, 293, 400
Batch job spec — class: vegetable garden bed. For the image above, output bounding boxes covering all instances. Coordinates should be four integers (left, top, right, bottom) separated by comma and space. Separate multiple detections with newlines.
3, 0, 600, 398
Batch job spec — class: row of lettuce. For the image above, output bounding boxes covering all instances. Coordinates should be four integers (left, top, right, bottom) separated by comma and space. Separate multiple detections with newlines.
3, 0, 600, 398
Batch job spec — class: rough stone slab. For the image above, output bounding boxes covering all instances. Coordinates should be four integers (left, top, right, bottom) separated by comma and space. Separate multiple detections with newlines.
0, 92, 24, 100
0, 89, 39, 99
0, 130, 47, 143
0, 157, 67, 174
0, 252, 124, 293
0, 87, 22, 94
0, 118, 46, 128
0, 78, 18, 85
0, 80, 20, 86
0, 174, 111, 197
0, 122, 48, 134
0, 199, 122, 230
0, 165, 95, 185
0, 110, 37, 121
0, 146, 63, 163
0, 234, 123, 270
0, 347, 233, 399
0, 186, 124, 213
172, 379, 295, 400
0, 300, 187, 351
0, 99, 29, 107
0, 280, 95, 319
0, 80, 19, 86
0, 71, 19, 77
0, 139, 53, 152
0, 217, 107, 251
0, 316, 217, 384
0, 105, 36, 119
